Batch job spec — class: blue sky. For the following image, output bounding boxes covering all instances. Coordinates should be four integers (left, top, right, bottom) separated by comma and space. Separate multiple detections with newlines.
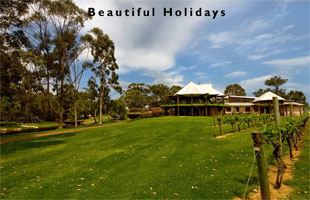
75, 0, 309, 101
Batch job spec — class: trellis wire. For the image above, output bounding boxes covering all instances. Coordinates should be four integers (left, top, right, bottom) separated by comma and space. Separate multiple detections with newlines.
243, 150, 259, 200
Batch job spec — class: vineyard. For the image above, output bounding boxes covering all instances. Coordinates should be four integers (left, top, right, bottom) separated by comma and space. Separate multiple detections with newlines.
214, 113, 274, 135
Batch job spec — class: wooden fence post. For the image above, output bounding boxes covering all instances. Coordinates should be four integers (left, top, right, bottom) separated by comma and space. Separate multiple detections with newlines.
289, 104, 294, 117
273, 97, 280, 125
251, 131, 271, 200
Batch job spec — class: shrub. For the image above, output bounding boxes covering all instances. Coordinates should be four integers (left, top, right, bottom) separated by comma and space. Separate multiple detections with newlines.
152, 107, 164, 117
140, 112, 152, 118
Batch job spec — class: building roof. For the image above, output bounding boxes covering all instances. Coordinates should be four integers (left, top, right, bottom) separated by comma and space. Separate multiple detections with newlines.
176, 82, 223, 96
226, 102, 254, 106
224, 95, 255, 99
284, 102, 304, 106
199, 84, 224, 96
253, 91, 286, 102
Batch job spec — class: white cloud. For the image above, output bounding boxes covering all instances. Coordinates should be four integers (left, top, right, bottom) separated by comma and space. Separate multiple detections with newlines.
246, 19, 271, 32
224, 71, 247, 78
210, 61, 232, 68
248, 55, 266, 60
74, 0, 245, 83
248, 49, 287, 60
239, 75, 273, 90
75, 0, 232, 72
179, 65, 196, 71
195, 72, 208, 79
144, 71, 184, 86
262, 56, 310, 67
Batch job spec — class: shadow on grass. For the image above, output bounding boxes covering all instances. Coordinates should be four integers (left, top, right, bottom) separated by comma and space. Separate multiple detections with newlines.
231, 176, 259, 198
1, 132, 77, 155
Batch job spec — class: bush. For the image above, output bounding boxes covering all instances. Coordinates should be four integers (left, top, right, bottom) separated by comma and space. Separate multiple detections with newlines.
109, 99, 127, 120
152, 107, 164, 117
140, 112, 152, 118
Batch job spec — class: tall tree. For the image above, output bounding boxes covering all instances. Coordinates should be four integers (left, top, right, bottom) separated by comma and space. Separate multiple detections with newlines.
0, 0, 32, 122
169, 85, 182, 95
224, 84, 246, 96
286, 90, 306, 104
124, 83, 150, 108
85, 76, 99, 123
264, 76, 287, 95
23, 0, 90, 128
252, 88, 272, 97
83, 27, 121, 124
149, 84, 169, 107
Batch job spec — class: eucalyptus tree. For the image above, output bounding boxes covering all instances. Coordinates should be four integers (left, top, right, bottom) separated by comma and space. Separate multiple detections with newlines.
22, 0, 90, 128
83, 27, 121, 124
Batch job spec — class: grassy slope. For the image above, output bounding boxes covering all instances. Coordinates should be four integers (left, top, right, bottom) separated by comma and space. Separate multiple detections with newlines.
1, 116, 274, 199
285, 124, 310, 199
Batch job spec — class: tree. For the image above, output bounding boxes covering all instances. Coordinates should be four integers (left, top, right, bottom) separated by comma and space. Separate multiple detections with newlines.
149, 84, 169, 107
85, 76, 99, 123
169, 85, 182, 95
83, 27, 121, 124
109, 98, 127, 120
23, 0, 90, 128
286, 90, 306, 104
124, 83, 150, 108
265, 76, 287, 95
253, 88, 272, 97
224, 84, 246, 96
0, 0, 32, 122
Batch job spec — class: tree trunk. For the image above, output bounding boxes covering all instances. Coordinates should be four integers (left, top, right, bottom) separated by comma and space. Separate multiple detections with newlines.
58, 49, 66, 129
74, 99, 78, 127
93, 109, 97, 123
59, 111, 63, 129
286, 137, 293, 158
99, 71, 106, 124
99, 86, 103, 125
273, 144, 285, 189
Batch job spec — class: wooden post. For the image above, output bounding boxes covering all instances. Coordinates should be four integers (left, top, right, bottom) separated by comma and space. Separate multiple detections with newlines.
191, 96, 193, 116
177, 96, 180, 116
251, 131, 271, 200
273, 97, 280, 125
289, 104, 293, 117
299, 108, 302, 116
218, 118, 223, 136
205, 107, 208, 116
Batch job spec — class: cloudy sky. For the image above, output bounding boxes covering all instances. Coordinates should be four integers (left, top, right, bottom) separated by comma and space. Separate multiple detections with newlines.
74, 0, 309, 100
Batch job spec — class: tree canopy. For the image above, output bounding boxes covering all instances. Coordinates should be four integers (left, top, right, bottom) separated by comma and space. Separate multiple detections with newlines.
224, 84, 246, 96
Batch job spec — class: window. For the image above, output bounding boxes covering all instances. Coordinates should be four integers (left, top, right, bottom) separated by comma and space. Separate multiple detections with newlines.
246, 107, 250, 112
226, 107, 231, 112
235, 107, 239, 112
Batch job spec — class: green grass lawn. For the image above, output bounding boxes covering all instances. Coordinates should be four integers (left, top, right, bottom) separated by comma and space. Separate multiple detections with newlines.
0, 116, 279, 199
0, 118, 121, 140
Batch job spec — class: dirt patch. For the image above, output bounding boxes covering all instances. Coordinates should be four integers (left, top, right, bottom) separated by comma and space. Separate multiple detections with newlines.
0, 122, 125, 144
215, 132, 237, 138
215, 127, 254, 139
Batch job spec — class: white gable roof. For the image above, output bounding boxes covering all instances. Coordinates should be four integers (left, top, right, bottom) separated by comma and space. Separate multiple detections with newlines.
253, 91, 286, 102
176, 82, 206, 95
176, 82, 223, 96
199, 84, 224, 96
